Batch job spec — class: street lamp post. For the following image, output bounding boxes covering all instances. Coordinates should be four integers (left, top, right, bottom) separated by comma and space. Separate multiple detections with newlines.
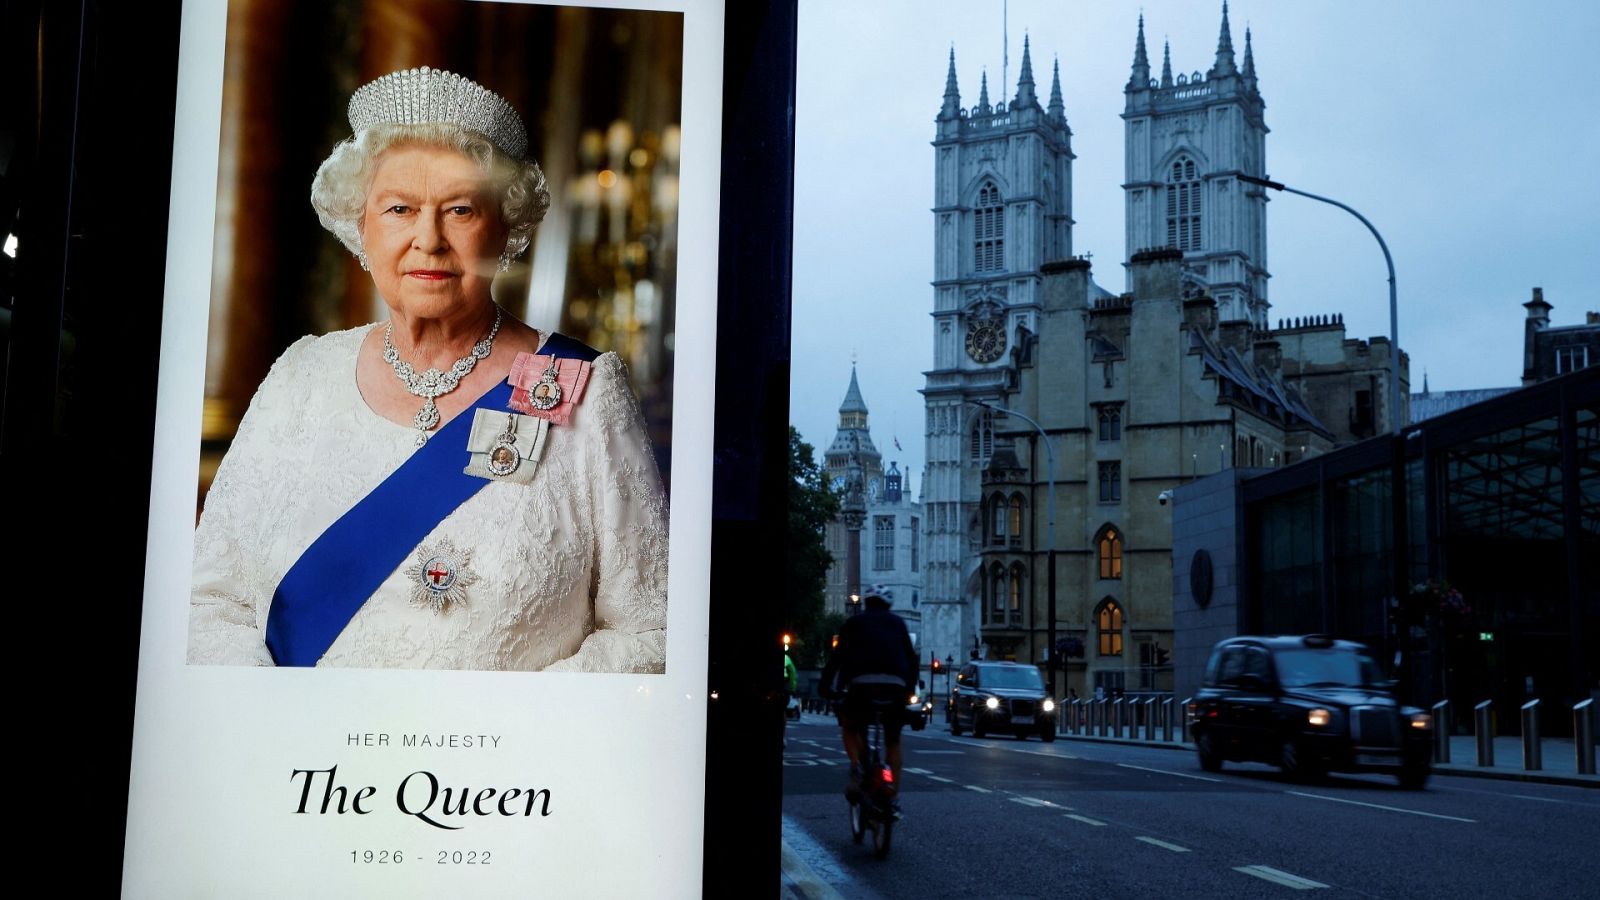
1238, 173, 1402, 434
969, 399, 1059, 696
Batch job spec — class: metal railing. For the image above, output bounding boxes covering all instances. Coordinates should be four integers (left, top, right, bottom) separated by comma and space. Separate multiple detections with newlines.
1040, 693, 1593, 780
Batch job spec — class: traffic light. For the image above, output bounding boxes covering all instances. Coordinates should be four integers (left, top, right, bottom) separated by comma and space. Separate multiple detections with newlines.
831, 634, 840, 649
1154, 645, 1171, 668
781, 632, 792, 649
931, 657, 943, 675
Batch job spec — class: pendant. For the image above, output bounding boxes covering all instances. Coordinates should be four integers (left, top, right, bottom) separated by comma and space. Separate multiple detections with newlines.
487, 414, 521, 476
529, 361, 563, 411
414, 397, 441, 431
404, 538, 480, 613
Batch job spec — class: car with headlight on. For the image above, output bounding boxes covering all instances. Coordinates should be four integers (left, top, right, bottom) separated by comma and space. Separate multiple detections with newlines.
948, 661, 1057, 741
1190, 635, 1432, 788
906, 690, 934, 730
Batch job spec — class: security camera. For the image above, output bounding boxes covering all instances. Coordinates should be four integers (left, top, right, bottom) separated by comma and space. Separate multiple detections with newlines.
1157, 489, 1174, 506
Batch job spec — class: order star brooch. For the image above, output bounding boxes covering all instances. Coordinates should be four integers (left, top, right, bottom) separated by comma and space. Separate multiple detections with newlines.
403, 538, 480, 613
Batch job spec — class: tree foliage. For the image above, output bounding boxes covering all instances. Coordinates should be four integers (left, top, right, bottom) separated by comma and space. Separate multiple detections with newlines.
786, 426, 841, 668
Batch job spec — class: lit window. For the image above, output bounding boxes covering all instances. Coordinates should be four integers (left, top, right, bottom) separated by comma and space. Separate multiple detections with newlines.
1165, 157, 1202, 252
974, 182, 1005, 272
1008, 495, 1024, 546
1098, 527, 1123, 579
1097, 599, 1124, 656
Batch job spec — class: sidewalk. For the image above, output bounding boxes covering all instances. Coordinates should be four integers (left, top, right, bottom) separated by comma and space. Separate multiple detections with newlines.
1048, 728, 1599, 788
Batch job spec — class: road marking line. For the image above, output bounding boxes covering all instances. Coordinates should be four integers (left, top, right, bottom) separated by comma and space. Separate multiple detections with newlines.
1009, 796, 1059, 808
1233, 865, 1329, 890
927, 776, 955, 784
915, 749, 965, 755
1135, 836, 1190, 852
780, 841, 847, 900
904, 767, 934, 775
1510, 794, 1567, 804
1117, 763, 1222, 783
963, 785, 993, 793
1064, 814, 1106, 826
1285, 791, 1477, 822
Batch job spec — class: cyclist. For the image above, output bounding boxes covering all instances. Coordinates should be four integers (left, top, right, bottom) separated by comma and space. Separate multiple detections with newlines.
819, 585, 919, 814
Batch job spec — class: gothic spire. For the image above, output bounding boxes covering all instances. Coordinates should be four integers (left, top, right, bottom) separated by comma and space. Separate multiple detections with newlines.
1160, 39, 1173, 89
839, 365, 868, 415
978, 67, 991, 112
1048, 56, 1065, 120
1014, 33, 1037, 107
941, 46, 962, 119
1211, 1, 1237, 77
1128, 13, 1150, 89
1242, 26, 1257, 86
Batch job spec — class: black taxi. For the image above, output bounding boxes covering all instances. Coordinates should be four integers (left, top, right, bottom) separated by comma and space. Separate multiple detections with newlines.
1190, 635, 1433, 788
948, 661, 1057, 741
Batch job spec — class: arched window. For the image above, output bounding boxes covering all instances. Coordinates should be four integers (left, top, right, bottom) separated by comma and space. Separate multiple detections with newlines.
990, 492, 1007, 546
872, 515, 895, 571
970, 410, 994, 464
974, 181, 1005, 272
1165, 156, 1202, 252
1008, 494, 1024, 546
1096, 598, 1124, 656
1097, 525, 1123, 580
988, 563, 1006, 622
1008, 563, 1026, 622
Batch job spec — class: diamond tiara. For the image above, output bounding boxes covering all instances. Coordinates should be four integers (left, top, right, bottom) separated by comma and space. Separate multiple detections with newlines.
347, 66, 528, 159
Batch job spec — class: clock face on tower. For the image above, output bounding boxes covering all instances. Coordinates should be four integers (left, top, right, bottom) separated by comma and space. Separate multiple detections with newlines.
965, 319, 1005, 363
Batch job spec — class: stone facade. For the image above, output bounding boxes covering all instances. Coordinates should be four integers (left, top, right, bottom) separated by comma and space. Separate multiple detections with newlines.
922, 8, 1411, 695
823, 370, 923, 640
1521, 288, 1599, 385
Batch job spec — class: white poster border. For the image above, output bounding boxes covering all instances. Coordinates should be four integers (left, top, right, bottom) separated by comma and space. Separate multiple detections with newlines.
123, 1, 723, 896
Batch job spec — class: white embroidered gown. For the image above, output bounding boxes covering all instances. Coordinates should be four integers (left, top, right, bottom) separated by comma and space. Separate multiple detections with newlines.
186, 325, 667, 672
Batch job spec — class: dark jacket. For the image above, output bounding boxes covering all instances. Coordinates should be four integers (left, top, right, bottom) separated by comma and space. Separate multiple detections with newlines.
820, 607, 918, 696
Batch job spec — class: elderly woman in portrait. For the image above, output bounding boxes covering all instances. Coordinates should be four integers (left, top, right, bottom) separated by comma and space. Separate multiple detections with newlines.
187, 68, 667, 672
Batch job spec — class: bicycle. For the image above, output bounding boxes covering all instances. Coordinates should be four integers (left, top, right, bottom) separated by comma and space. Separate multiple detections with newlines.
847, 697, 898, 859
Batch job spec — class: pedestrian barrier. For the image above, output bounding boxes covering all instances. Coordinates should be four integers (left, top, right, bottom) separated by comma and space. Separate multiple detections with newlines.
1112, 698, 1125, 738
1521, 700, 1542, 771
1098, 699, 1109, 737
1431, 700, 1450, 764
1161, 697, 1174, 742
1180, 697, 1193, 744
1576, 699, 1596, 776
1475, 700, 1495, 767
1144, 697, 1158, 741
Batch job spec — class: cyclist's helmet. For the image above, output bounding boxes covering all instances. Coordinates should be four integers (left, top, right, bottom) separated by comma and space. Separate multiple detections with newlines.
861, 584, 893, 608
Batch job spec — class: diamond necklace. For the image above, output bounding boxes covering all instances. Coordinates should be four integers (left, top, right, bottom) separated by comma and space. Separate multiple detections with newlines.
383, 305, 503, 446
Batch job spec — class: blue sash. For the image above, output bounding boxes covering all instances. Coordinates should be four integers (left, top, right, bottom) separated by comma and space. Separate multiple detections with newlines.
265, 333, 598, 666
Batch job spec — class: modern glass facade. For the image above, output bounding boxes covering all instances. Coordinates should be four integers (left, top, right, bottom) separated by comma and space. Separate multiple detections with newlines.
1239, 368, 1598, 736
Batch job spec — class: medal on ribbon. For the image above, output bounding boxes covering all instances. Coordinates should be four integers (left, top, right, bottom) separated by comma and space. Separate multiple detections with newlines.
508, 352, 593, 425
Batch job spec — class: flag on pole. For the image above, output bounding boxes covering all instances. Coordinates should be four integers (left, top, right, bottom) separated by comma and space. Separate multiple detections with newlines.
894, 436, 902, 451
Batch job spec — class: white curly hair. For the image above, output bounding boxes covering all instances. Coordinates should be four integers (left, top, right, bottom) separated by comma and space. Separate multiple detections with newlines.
309, 122, 550, 262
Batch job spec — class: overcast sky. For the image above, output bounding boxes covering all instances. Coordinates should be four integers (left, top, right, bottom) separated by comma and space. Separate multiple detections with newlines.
788, 0, 1600, 486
